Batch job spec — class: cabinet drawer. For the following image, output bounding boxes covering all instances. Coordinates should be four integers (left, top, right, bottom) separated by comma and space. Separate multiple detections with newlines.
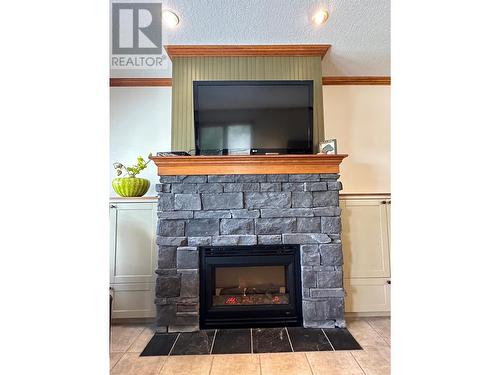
344, 278, 391, 313
110, 283, 156, 319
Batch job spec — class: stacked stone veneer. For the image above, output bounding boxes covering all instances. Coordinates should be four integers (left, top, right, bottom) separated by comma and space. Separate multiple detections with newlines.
154, 173, 345, 332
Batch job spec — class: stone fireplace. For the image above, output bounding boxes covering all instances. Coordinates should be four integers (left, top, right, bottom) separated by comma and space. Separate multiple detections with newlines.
153, 171, 346, 332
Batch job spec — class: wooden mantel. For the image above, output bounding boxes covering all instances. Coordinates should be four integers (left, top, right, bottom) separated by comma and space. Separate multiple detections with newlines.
150, 154, 347, 176
165, 44, 331, 60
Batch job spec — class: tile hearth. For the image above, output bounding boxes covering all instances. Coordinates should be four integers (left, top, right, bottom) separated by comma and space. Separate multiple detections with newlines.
140, 327, 361, 357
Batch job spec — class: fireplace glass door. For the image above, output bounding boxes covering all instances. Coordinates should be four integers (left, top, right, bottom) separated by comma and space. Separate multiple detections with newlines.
213, 265, 289, 306
199, 245, 302, 329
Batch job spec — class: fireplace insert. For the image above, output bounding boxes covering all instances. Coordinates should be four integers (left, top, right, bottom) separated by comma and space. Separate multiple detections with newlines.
199, 244, 303, 329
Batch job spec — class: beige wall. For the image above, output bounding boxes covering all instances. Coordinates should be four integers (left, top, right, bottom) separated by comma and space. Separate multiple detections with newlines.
323, 86, 390, 194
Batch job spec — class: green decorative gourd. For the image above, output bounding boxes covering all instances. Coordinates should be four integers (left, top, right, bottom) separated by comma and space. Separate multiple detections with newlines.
112, 154, 152, 197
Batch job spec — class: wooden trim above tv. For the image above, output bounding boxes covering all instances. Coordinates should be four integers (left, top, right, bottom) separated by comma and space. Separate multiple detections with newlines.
165, 44, 331, 60
110, 78, 172, 87
322, 76, 391, 85
150, 154, 348, 176
109, 76, 390, 87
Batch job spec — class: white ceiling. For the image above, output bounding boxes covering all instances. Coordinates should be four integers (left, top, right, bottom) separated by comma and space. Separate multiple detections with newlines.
111, 0, 390, 78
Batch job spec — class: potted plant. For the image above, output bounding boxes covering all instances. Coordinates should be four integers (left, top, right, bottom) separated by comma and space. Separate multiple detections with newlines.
112, 154, 152, 197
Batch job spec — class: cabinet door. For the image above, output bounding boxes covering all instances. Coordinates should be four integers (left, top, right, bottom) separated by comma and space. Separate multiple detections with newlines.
110, 283, 156, 319
110, 203, 157, 284
344, 278, 391, 313
341, 199, 390, 278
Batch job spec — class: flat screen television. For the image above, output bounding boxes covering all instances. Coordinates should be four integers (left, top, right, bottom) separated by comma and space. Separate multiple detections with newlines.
193, 80, 313, 155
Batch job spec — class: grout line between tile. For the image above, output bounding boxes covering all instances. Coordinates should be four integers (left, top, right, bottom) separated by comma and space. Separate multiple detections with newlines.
258, 353, 262, 375
365, 319, 383, 337
284, 327, 294, 352
116, 326, 146, 353
156, 355, 169, 375
369, 318, 391, 343
127, 326, 152, 353
364, 318, 390, 347
304, 352, 316, 375
250, 328, 253, 354
167, 333, 180, 356
321, 329, 335, 351
110, 352, 125, 371
210, 329, 218, 355
350, 352, 367, 375
382, 336, 391, 346
208, 356, 215, 375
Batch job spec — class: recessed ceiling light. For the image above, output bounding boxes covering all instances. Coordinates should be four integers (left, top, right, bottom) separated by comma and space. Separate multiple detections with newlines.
312, 9, 329, 25
163, 9, 179, 28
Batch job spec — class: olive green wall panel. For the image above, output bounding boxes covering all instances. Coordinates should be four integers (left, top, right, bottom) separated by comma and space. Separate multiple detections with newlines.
171, 56, 324, 152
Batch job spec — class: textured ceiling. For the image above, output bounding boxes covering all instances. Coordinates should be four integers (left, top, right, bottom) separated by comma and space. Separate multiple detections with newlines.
111, 0, 390, 78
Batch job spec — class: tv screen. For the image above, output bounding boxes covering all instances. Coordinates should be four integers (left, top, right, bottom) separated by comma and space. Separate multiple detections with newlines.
193, 80, 313, 155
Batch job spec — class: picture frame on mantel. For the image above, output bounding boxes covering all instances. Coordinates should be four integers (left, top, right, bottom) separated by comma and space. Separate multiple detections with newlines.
319, 138, 338, 154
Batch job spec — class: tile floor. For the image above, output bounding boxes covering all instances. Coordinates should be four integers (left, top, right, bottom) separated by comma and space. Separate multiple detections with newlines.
110, 317, 390, 375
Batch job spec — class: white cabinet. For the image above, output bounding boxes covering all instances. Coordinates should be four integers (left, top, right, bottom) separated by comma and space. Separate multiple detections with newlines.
108, 196, 391, 317
344, 278, 391, 313
341, 199, 391, 279
110, 201, 157, 319
341, 197, 391, 314
110, 283, 156, 319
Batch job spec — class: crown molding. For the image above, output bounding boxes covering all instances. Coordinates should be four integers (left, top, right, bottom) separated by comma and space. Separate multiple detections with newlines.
109, 76, 391, 87
322, 76, 391, 85
165, 44, 331, 60
110, 78, 172, 87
